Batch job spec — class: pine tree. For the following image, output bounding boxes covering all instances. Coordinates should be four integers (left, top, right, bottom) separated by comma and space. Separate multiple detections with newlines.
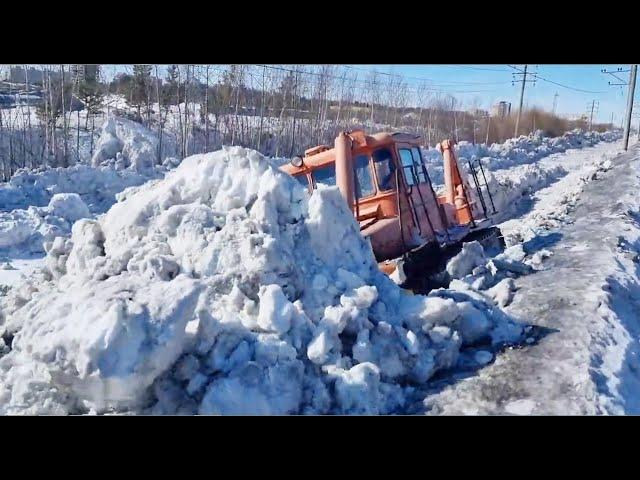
131, 64, 152, 122
78, 74, 104, 128
163, 65, 179, 107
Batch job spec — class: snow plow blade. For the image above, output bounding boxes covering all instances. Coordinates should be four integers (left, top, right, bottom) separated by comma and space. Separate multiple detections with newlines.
384, 226, 505, 294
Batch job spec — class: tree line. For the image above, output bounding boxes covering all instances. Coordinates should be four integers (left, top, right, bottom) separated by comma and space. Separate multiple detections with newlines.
0, 64, 614, 181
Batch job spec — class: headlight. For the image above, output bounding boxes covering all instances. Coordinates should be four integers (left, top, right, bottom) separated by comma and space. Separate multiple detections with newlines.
291, 156, 304, 168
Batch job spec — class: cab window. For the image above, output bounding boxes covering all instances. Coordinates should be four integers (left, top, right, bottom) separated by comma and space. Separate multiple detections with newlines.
399, 148, 417, 186
372, 148, 396, 191
400, 147, 428, 186
353, 154, 375, 198
411, 147, 427, 183
313, 164, 336, 187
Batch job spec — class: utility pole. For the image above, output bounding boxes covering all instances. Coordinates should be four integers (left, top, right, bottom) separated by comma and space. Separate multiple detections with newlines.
514, 64, 527, 138
587, 100, 599, 131
485, 114, 491, 145
510, 65, 536, 138
602, 65, 637, 150
623, 65, 637, 150
552, 92, 559, 115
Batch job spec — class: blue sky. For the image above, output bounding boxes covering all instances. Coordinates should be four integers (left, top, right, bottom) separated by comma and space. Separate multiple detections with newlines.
357, 64, 636, 125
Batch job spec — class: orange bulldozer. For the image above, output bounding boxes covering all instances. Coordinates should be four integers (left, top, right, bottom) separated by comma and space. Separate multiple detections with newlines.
280, 129, 503, 292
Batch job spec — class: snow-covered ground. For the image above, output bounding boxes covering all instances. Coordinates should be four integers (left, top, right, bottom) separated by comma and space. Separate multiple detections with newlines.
0, 121, 634, 415
420, 140, 640, 415
0, 258, 44, 289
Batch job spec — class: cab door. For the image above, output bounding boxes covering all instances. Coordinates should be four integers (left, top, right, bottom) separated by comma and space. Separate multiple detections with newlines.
395, 143, 446, 242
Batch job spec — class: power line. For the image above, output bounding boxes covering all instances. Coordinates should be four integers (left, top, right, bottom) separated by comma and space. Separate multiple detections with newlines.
252, 64, 503, 95
536, 75, 606, 94
342, 65, 512, 86
602, 67, 631, 87
510, 65, 606, 94
438, 65, 511, 72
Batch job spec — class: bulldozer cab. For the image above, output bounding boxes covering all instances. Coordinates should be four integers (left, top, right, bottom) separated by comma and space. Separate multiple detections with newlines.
280, 130, 496, 262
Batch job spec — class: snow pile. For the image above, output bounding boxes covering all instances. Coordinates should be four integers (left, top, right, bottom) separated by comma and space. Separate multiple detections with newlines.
0, 146, 526, 415
0, 163, 161, 215
443, 241, 533, 308
482, 163, 568, 220
91, 116, 178, 173
0, 116, 180, 215
423, 129, 621, 186
0, 193, 91, 255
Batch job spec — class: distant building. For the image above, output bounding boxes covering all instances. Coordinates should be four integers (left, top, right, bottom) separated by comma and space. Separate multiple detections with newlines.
468, 108, 489, 118
491, 101, 511, 118
1, 66, 61, 84
566, 113, 589, 122
1, 65, 100, 85
71, 65, 100, 83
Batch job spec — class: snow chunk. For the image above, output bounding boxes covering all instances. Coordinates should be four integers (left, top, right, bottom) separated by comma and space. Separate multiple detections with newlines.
447, 241, 486, 279
257, 285, 294, 334
47, 193, 90, 223
488, 278, 516, 307
332, 363, 381, 415
504, 399, 536, 415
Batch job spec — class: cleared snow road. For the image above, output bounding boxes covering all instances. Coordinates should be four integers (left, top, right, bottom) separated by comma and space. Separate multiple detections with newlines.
421, 143, 640, 415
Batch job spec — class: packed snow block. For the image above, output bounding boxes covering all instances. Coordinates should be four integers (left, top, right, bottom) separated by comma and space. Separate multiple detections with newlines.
64, 219, 105, 276
198, 359, 305, 415
47, 193, 91, 223
307, 328, 334, 365
446, 241, 486, 279
44, 236, 73, 279
91, 119, 124, 167
91, 116, 171, 174
474, 350, 493, 365
488, 278, 516, 307
305, 186, 374, 277
2, 274, 202, 412
0, 202, 82, 256
331, 363, 381, 415
456, 302, 492, 345
257, 284, 294, 334
498, 244, 526, 263
487, 258, 533, 276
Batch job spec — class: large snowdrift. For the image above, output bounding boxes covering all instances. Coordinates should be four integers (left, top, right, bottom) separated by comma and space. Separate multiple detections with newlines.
424, 129, 621, 186
0, 146, 526, 415
90, 116, 178, 172
0, 116, 181, 256
0, 116, 178, 215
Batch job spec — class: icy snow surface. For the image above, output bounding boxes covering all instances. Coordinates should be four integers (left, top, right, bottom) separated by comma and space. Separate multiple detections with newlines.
422, 139, 640, 415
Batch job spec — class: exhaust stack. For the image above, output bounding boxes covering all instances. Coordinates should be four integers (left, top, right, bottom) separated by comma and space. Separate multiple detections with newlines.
335, 132, 354, 212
